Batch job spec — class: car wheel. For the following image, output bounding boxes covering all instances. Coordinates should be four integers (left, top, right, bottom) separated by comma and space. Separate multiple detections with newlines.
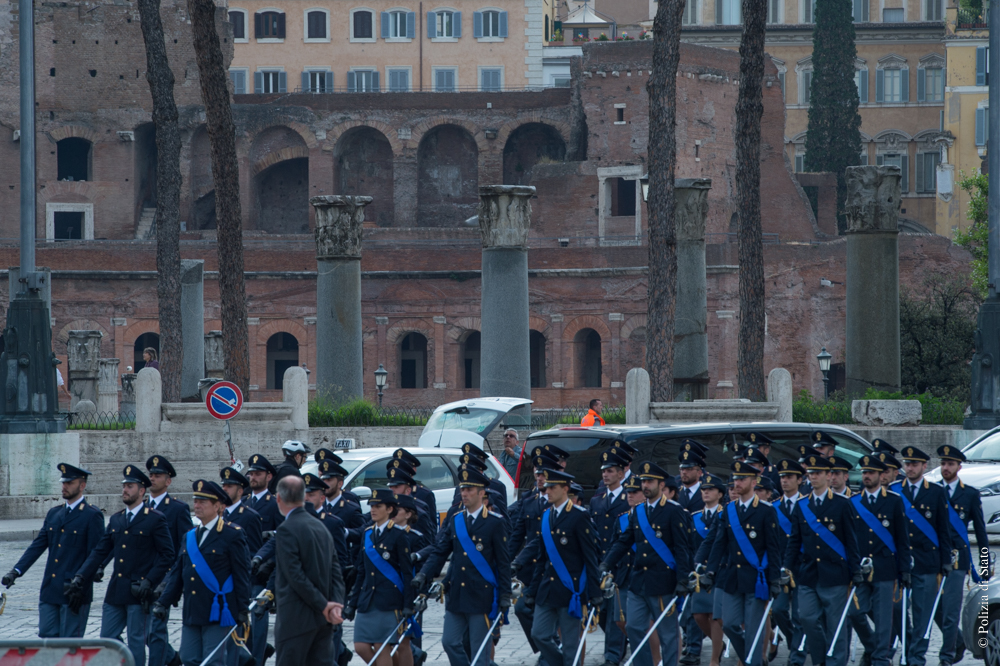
988, 616, 1000, 666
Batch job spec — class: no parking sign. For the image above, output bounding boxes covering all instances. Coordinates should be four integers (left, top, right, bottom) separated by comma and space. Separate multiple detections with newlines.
205, 381, 243, 420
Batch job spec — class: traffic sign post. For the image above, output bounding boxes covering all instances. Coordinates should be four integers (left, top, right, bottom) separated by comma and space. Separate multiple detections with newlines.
205, 381, 244, 471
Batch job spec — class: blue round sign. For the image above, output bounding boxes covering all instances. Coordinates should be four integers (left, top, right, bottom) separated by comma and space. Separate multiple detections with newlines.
205, 381, 244, 420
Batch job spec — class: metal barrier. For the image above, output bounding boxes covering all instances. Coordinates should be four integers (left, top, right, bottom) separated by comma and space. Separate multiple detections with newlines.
66, 410, 136, 430
0, 638, 135, 666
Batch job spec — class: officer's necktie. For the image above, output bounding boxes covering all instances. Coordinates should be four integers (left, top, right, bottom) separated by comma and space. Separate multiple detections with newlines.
127, 510, 134, 525
682, 488, 690, 502
784, 499, 792, 514
949, 485, 955, 498
248, 495, 256, 509
869, 494, 876, 507
910, 484, 919, 501
197, 526, 206, 544
814, 497, 822, 509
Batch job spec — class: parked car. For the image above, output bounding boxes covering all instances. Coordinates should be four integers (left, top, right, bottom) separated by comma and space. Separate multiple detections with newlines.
417, 397, 533, 451
300, 446, 516, 524
961, 559, 999, 665
520, 422, 876, 495
925, 425, 1000, 534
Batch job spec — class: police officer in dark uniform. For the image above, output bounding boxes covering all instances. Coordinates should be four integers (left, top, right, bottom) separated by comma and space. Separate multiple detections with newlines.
245, 454, 283, 532
877, 451, 902, 489
387, 466, 438, 538
526, 468, 602, 666
153, 480, 252, 666
744, 432, 781, 491
601, 462, 691, 666
144, 456, 192, 666
3, 463, 105, 638
589, 449, 631, 666
269, 440, 310, 494
319, 459, 365, 529
70, 465, 176, 666
390, 448, 438, 523
772, 459, 806, 666
314, 448, 363, 505
846, 455, 911, 666
782, 455, 861, 666
702, 461, 781, 666
933, 444, 989, 666
459, 443, 508, 512
890, 446, 952, 666
413, 466, 511, 666
688, 474, 727, 666
676, 447, 706, 513
220, 467, 264, 556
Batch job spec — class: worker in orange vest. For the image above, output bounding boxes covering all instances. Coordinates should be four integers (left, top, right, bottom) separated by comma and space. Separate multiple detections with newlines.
581, 398, 605, 426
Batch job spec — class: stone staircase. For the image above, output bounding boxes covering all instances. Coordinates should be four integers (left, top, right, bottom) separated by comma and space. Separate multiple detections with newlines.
136, 207, 156, 239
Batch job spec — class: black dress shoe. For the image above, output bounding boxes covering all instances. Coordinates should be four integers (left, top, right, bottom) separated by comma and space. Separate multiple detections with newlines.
263, 644, 275, 664
337, 649, 352, 666
167, 654, 182, 666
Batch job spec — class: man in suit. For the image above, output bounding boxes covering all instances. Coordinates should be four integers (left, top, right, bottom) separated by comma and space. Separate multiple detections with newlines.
153, 480, 251, 666
145, 455, 192, 666
3, 463, 105, 638
273, 475, 345, 666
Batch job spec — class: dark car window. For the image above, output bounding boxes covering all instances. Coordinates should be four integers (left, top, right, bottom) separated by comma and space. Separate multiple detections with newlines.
412, 455, 456, 491
518, 435, 615, 489
348, 457, 391, 490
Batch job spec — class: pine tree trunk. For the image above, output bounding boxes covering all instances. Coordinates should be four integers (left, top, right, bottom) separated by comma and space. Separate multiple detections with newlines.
136, 0, 183, 403
645, 0, 686, 403
187, 0, 250, 394
735, 0, 768, 401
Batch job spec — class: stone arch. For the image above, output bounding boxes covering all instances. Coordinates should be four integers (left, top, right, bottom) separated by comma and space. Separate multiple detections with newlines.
256, 318, 308, 346
48, 125, 101, 144
562, 315, 611, 389
324, 120, 402, 155
122, 319, 161, 371
332, 126, 395, 227
254, 319, 309, 391
561, 314, 612, 343
386, 318, 435, 347
410, 117, 491, 153
249, 126, 310, 234
528, 315, 552, 338
873, 128, 913, 142
502, 122, 567, 186
54, 319, 110, 357
252, 146, 311, 176
620, 314, 647, 340
416, 123, 480, 227
496, 116, 572, 149
447, 316, 483, 342
385, 319, 435, 390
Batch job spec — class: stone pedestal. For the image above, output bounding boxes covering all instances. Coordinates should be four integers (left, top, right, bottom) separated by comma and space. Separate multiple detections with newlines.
282, 365, 309, 431
626, 367, 650, 424
204, 331, 224, 378
0, 432, 80, 496
845, 166, 901, 396
120, 372, 137, 421
674, 178, 711, 400
67, 330, 103, 410
311, 195, 371, 404
478, 186, 535, 413
135, 367, 162, 433
97, 358, 120, 413
766, 367, 793, 422
180, 260, 205, 399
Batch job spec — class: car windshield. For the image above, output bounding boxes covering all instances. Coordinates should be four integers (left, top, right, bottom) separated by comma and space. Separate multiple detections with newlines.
422, 407, 504, 436
338, 457, 366, 475
963, 431, 1000, 461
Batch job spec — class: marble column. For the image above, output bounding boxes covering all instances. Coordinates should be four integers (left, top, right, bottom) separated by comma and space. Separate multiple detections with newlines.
67, 330, 102, 410
311, 195, 371, 404
674, 178, 711, 401
180, 259, 205, 399
97, 358, 120, 413
204, 331, 224, 378
845, 165, 901, 395
478, 185, 535, 421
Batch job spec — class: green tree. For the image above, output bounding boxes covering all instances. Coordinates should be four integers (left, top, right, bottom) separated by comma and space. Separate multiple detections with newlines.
803, 0, 862, 229
953, 171, 988, 299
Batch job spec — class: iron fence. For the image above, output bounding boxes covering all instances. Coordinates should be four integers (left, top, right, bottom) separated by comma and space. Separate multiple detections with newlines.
309, 405, 435, 428
66, 410, 136, 430
956, 6, 988, 27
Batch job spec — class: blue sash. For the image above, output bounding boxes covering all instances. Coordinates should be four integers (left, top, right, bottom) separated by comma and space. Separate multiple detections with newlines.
454, 513, 501, 621
693, 512, 709, 539
776, 507, 792, 537
619, 513, 636, 552
186, 528, 236, 627
798, 498, 847, 560
851, 495, 896, 554
541, 509, 586, 619
725, 502, 769, 600
637, 503, 677, 569
945, 498, 983, 583
891, 482, 939, 548
364, 529, 405, 594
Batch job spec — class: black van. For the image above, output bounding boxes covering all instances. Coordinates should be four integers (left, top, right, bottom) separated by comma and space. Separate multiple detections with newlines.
520, 422, 875, 496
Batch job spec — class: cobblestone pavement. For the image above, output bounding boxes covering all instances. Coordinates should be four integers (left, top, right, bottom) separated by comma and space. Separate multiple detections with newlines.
0, 539, 974, 666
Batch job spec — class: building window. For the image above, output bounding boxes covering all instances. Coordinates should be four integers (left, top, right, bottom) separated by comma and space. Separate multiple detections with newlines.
229, 10, 247, 40
352, 9, 375, 40
57, 138, 92, 181
434, 68, 457, 91
348, 69, 379, 92
683, 0, 699, 25
977, 46, 989, 86
883, 7, 904, 21
794, 150, 805, 172
916, 152, 940, 192
855, 68, 869, 103
553, 76, 571, 88
778, 71, 785, 100
924, 0, 942, 20
388, 68, 410, 92
767, 0, 781, 23
876, 67, 908, 103
46, 203, 94, 241
305, 10, 328, 40
429, 10, 460, 37
382, 10, 415, 39
852, 0, 869, 21
716, 0, 741, 24
480, 68, 502, 92
877, 152, 909, 192
918, 67, 944, 102
254, 70, 286, 93
799, 70, 812, 105
802, 0, 815, 22
302, 70, 333, 92
254, 11, 285, 39
475, 10, 507, 38
976, 107, 989, 146
230, 69, 248, 94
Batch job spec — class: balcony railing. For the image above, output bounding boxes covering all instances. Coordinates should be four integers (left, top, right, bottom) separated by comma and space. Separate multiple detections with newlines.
957, 6, 988, 28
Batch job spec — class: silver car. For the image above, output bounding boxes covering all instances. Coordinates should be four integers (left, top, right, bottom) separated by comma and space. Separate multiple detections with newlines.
926, 426, 1000, 534
962, 560, 999, 665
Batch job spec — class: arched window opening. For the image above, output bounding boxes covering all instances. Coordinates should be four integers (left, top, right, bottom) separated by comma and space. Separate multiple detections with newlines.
400, 333, 428, 388
267, 332, 299, 389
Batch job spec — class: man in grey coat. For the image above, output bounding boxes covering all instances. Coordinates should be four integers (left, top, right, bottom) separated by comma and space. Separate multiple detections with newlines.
273, 476, 345, 666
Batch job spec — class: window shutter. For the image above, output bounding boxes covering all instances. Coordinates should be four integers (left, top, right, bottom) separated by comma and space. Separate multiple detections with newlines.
900, 154, 908, 192
454, 11, 462, 37
325, 72, 334, 92
901, 68, 909, 102
917, 68, 925, 102
804, 0, 811, 22
876, 69, 884, 102
428, 11, 437, 37
778, 72, 785, 100
977, 47, 987, 86
254, 12, 263, 38
853, 0, 861, 20
794, 154, 803, 172
372, 71, 380, 92
474, 11, 483, 37
347, 71, 357, 93
276, 13, 285, 38
876, 154, 884, 166
407, 11, 416, 38
941, 67, 946, 97
278, 71, 287, 93
301, 71, 310, 92
801, 71, 811, 104
381, 12, 390, 38
499, 11, 508, 37
916, 153, 925, 192
716, 0, 723, 23
976, 108, 986, 145
859, 69, 868, 103
254, 72, 263, 93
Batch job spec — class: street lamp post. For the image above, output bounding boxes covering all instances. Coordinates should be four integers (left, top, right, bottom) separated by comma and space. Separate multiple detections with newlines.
817, 347, 832, 400
374, 364, 387, 408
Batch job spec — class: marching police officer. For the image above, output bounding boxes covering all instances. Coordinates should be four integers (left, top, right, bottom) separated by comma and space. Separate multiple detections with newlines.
589, 449, 631, 666
688, 474, 727, 666
601, 462, 691, 666
526, 468, 602, 666
153, 480, 252, 666
390, 448, 438, 524
782, 455, 861, 666
772, 459, 806, 666
70, 465, 175, 666
676, 447, 706, 513
811, 431, 838, 458
702, 461, 780, 666
3, 463, 105, 638
387, 465, 438, 538
245, 454, 282, 531
877, 451, 902, 489
745, 432, 782, 490
828, 456, 853, 497
459, 443, 508, 512
315, 448, 363, 505
220, 467, 264, 556
933, 444, 989, 666
847, 455, 911, 666
269, 440, 310, 493
414, 466, 511, 666
319, 459, 365, 529
890, 446, 952, 666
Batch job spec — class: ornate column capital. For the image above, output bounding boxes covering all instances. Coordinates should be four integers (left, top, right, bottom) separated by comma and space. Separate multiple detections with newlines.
311, 195, 373, 259
845, 166, 901, 233
477, 185, 536, 249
